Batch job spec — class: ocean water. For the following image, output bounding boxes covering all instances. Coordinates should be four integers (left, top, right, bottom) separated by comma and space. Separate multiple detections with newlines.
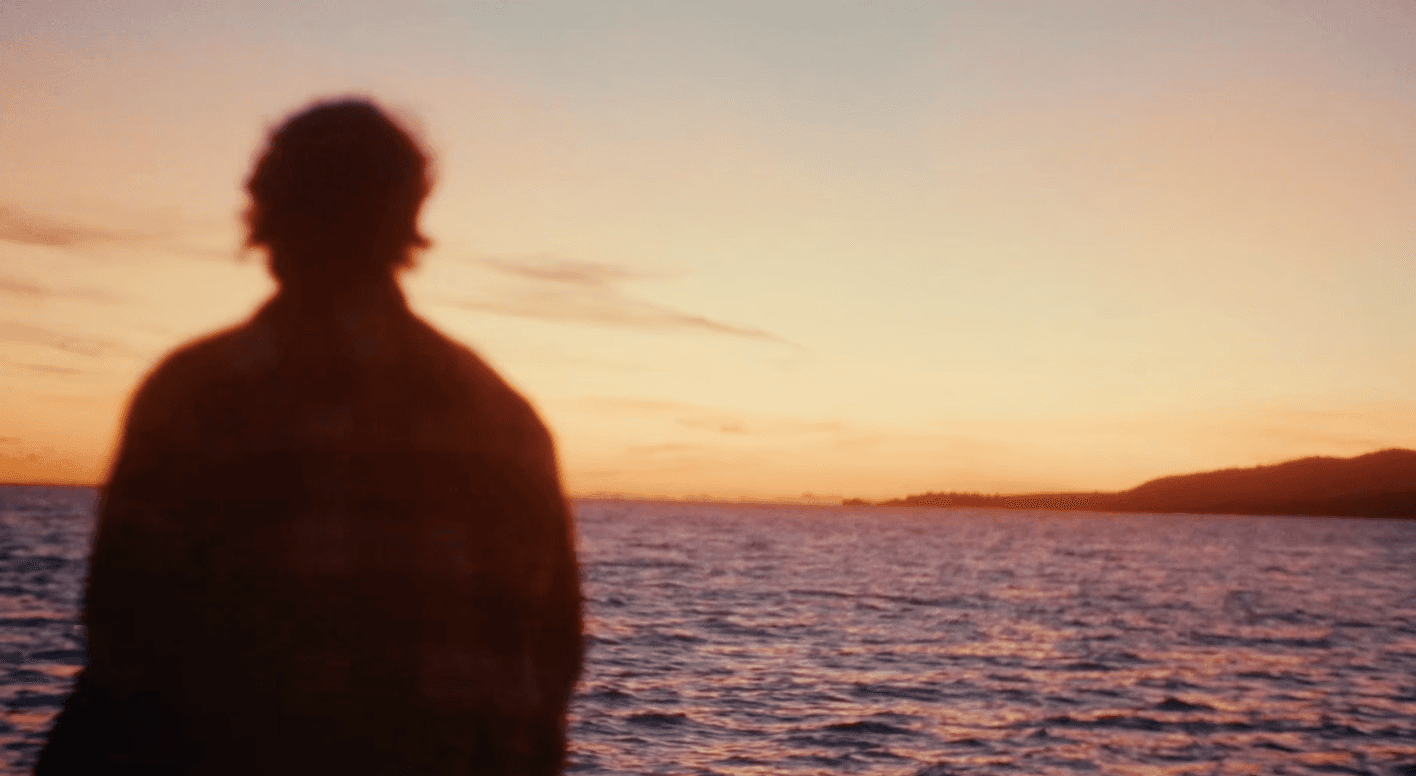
2, 487, 1415, 774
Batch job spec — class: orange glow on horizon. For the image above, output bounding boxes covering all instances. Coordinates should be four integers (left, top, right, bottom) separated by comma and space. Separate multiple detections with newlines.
4, 3, 1415, 498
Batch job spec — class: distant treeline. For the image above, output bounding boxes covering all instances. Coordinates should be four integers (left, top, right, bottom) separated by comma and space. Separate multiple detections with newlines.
851, 448, 1416, 518
855, 492, 1100, 510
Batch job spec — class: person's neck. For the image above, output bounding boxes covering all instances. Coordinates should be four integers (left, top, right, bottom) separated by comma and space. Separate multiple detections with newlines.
274, 272, 407, 315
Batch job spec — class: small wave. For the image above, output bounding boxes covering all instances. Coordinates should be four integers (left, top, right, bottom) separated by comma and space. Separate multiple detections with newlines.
28, 649, 85, 665
7, 557, 69, 573
699, 618, 776, 639
1235, 670, 1319, 685
594, 559, 694, 570
851, 683, 942, 702
784, 752, 857, 768
624, 712, 688, 729
1091, 714, 1168, 731
5, 692, 68, 709
787, 588, 856, 599
1026, 727, 1079, 743
1315, 721, 1369, 739
0, 617, 69, 627
785, 731, 878, 751
637, 629, 706, 645
1191, 631, 1334, 650
1061, 661, 1115, 672
580, 688, 635, 706
822, 720, 916, 736
714, 755, 771, 767
1154, 697, 1214, 712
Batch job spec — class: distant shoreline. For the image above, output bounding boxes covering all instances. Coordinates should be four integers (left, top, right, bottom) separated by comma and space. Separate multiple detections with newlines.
4, 485, 1411, 519
578, 495, 1415, 518
0, 482, 99, 489
8, 448, 1416, 519
855, 448, 1416, 520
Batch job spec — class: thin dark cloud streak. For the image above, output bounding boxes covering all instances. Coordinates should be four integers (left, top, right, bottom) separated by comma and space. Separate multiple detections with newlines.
0, 275, 115, 303
563, 396, 856, 439
0, 206, 128, 248
451, 294, 784, 340
449, 255, 792, 343
0, 277, 45, 297
0, 202, 230, 262
14, 362, 89, 376
474, 257, 650, 287
0, 320, 137, 359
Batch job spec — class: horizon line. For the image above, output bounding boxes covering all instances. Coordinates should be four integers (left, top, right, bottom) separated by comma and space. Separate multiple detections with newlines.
5, 446, 1410, 501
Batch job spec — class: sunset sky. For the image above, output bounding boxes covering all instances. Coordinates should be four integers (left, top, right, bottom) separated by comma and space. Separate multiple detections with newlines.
3, 0, 1415, 500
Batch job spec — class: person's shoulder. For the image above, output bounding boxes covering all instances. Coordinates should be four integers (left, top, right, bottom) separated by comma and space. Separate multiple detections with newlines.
143, 320, 267, 393
405, 317, 547, 428
109, 316, 270, 456
126, 306, 284, 427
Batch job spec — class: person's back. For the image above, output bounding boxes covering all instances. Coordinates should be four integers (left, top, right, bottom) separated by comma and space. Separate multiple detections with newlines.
36, 99, 582, 775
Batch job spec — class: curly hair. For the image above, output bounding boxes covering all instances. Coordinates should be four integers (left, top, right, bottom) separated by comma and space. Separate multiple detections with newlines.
246, 98, 432, 281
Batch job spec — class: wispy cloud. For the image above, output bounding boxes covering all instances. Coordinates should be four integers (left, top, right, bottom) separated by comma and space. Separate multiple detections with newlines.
625, 442, 711, 455
0, 202, 234, 261
0, 320, 136, 359
0, 277, 45, 297
475, 257, 648, 287
445, 256, 789, 342
0, 274, 115, 303
559, 396, 858, 440
0, 205, 128, 248
1244, 404, 1416, 454
13, 362, 89, 376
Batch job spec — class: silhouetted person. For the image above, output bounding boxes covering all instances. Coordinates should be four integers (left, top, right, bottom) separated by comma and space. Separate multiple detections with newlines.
37, 99, 583, 775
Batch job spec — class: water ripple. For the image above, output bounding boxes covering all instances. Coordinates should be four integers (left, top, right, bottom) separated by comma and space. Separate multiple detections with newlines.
3, 491, 1416, 774
571, 502, 1416, 775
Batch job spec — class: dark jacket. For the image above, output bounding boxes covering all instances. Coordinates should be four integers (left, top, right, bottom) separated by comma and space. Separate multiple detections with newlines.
37, 285, 583, 775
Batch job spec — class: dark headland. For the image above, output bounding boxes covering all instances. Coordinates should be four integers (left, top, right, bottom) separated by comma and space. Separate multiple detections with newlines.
850, 448, 1416, 518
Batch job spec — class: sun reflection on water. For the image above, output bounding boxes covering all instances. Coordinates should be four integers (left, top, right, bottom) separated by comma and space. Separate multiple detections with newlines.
570, 502, 1416, 775
1, 490, 1414, 774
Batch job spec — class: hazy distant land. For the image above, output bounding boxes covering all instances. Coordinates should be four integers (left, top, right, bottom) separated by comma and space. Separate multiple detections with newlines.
8, 450, 1416, 519
853, 449, 1416, 518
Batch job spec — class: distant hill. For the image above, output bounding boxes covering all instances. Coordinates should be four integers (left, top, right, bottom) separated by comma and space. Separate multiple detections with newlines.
869, 449, 1416, 518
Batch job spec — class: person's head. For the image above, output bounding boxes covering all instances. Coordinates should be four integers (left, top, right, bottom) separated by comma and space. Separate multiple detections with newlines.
245, 97, 432, 286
